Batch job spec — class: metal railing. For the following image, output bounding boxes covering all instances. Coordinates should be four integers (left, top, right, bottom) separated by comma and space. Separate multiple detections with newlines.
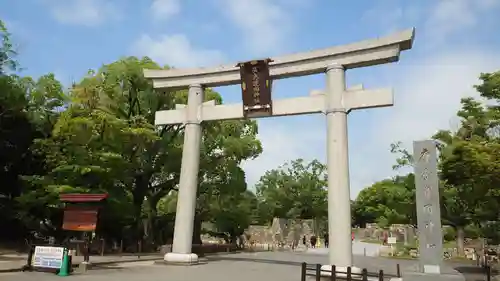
300, 263, 401, 281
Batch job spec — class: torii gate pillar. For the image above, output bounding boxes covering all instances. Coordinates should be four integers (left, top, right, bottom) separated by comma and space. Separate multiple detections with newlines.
166, 84, 203, 264
325, 64, 352, 266
143, 28, 415, 269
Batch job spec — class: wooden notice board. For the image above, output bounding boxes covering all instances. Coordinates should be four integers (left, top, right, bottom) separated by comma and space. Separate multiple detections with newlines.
62, 208, 98, 232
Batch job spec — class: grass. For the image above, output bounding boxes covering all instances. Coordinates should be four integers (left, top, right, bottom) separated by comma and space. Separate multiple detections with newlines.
443, 240, 458, 248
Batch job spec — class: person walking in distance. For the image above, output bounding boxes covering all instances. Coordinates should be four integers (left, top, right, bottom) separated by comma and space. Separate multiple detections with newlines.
324, 233, 329, 248
302, 235, 307, 247
310, 235, 317, 249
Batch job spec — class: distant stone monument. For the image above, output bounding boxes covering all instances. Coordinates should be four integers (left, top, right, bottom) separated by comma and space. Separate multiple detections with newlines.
402, 140, 464, 281
414, 140, 444, 273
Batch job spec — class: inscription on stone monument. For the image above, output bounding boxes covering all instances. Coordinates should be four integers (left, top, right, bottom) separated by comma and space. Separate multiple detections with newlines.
413, 140, 443, 274
237, 59, 273, 118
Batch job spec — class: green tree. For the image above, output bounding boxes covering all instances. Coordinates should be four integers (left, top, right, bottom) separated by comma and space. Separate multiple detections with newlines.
0, 20, 17, 74
209, 190, 258, 244
434, 72, 500, 252
255, 159, 328, 223
0, 20, 68, 240
390, 73, 500, 256
192, 116, 261, 243
352, 174, 416, 228
25, 56, 262, 245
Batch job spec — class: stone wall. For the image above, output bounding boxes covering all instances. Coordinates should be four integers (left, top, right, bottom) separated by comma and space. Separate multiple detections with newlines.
359, 224, 495, 261
243, 218, 320, 247
356, 224, 417, 245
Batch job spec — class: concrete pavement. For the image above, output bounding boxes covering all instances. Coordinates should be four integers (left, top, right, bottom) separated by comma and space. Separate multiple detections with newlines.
305, 240, 382, 257
0, 251, 403, 281
0, 253, 163, 273
1, 250, 493, 280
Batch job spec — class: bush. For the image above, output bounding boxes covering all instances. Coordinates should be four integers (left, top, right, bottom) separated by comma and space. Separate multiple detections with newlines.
443, 227, 456, 242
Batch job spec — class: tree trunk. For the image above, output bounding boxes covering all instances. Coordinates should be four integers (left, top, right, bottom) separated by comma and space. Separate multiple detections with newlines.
230, 235, 238, 246
146, 196, 159, 244
192, 214, 202, 245
132, 176, 148, 243
456, 226, 465, 257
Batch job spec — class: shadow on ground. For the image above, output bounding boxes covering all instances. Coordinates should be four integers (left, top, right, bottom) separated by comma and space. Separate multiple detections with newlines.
207, 253, 500, 281
207, 255, 303, 266
454, 265, 498, 277
205, 255, 401, 279
89, 264, 127, 270
0, 257, 24, 261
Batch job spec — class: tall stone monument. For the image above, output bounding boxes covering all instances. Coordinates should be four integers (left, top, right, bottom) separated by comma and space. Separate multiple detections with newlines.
144, 29, 415, 269
401, 140, 464, 281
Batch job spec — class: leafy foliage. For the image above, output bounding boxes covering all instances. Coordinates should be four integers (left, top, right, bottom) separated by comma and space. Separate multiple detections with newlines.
385, 69, 500, 253
352, 174, 416, 228
0, 21, 263, 248
255, 159, 327, 223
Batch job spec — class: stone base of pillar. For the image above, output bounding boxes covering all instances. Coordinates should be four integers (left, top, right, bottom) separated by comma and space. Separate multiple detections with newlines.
76, 261, 91, 273
162, 252, 199, 265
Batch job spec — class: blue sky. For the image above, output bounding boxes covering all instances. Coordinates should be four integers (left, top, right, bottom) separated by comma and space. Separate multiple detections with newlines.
2, 0, 500, 198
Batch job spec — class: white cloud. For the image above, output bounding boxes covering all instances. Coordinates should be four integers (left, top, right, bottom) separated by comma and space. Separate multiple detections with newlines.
359, 0, 500, 193
214, 0, 301, 55
131, 34, 226, 68
362, 0, 500, 40
241, 1, 500, 198
356, 2, 500, 195
379, 51, 500, 145
151, 0, 181, 21
1, 19, 31, 48
363, 48, 500, 191
425, 0, 500, 43
43, 0, 121, 27
361, 0, 421, 35
243, 49, 500, 197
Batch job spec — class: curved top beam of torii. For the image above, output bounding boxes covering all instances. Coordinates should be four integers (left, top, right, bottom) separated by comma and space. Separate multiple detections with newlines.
144, 28, 415, 89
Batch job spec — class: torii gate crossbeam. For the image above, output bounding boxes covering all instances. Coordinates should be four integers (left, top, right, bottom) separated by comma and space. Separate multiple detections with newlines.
144, 28, 415, 273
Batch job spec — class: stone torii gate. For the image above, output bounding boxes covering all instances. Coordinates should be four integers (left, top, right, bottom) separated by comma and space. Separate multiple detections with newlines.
143, 28, 415, 268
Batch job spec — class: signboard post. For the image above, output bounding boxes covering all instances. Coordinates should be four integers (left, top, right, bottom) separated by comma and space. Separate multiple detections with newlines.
59, 194, 108, 267
237, 59, 273, 118
387, 237, 397, 245
388, 237, 397, 256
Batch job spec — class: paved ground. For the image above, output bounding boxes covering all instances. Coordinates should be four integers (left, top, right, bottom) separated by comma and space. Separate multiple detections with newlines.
307, 241, 382, 257
0, 251, 493, 281
0, 253, 163, 272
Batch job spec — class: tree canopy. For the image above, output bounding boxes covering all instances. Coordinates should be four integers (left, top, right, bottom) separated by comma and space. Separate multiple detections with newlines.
255, 159, 328, 223
0, 20, 262, 248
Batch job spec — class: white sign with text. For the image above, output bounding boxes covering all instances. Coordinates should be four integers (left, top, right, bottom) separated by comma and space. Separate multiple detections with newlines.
33, 246, 64, 269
